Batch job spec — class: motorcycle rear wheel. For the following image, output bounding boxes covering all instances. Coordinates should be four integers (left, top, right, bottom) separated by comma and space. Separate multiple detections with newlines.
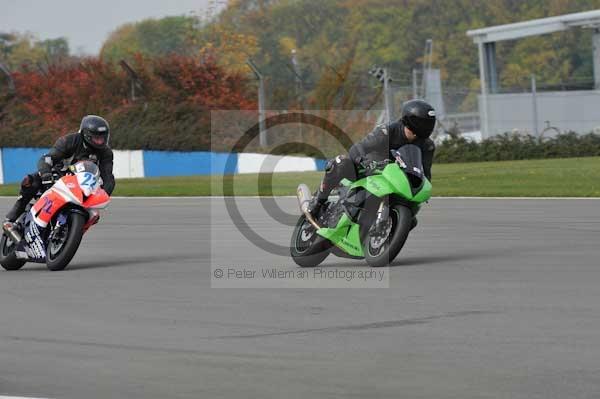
0, 233, 26, 271
46, 212, 86, 271
290, 215, 331, 267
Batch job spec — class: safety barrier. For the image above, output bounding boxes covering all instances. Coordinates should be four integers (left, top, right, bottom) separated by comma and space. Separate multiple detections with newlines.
0, 148, 325, 184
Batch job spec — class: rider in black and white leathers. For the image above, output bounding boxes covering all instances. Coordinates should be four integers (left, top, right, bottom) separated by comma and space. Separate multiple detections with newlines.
307, 100, 437, 217
4, 115, 115, 223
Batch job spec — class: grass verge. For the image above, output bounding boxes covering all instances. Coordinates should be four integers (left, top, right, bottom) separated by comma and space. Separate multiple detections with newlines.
0, 157, 598, 197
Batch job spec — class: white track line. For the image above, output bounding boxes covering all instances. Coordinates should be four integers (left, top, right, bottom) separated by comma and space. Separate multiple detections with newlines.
147, 196, 600, 200
0, 196, 598, 200
0, 396, 51, 399
433, 196, 600, 200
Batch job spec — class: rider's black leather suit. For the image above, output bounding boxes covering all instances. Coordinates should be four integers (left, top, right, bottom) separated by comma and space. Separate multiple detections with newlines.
5, 133, 115, 221
316, 120, 435, 201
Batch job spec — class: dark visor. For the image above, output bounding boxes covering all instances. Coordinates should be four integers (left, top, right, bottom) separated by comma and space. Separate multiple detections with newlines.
91, 135, 106, 145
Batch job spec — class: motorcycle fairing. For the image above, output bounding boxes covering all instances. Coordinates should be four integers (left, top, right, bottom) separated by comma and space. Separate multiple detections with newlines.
82, 189, 110, 209
317, 213, 364, 257
31, 176, 82, 228
30, 173, 108, 229
15, 212, 47, 261
348, 163, 432, 202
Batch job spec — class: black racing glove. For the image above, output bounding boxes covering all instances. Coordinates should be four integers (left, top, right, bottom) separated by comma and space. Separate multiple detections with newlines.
360, 159, 390, 173
40, 172, 54, 185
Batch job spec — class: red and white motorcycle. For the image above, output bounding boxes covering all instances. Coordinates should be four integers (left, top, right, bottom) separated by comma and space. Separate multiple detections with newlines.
0, 160, 110, 271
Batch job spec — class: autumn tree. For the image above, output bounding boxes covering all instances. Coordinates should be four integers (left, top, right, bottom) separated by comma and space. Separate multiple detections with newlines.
100, 16, 198, 62
3, 54, 256, 150
0, 32, 70, 71
204, 0, 600, 110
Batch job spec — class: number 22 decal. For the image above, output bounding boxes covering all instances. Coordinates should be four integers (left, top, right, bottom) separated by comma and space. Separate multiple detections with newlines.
81, 172, 96, 189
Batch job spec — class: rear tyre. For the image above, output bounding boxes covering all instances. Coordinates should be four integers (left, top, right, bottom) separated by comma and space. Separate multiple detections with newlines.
290, 215, 331, 267
46, 212, 86, 271
0, 233, 26, 271
363, 205, 412, 267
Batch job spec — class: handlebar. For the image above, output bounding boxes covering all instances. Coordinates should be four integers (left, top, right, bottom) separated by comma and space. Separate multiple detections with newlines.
41, 171, 62, 186
360, 159, 391, 174
40, 168, 105, 191
364, 159, 391, 168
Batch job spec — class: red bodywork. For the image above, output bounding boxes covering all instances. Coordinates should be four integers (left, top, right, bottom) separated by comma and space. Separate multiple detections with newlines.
30, 174, 110, 230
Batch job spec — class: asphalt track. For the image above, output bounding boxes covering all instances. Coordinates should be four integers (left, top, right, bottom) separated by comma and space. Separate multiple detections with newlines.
1, 197, 600, 399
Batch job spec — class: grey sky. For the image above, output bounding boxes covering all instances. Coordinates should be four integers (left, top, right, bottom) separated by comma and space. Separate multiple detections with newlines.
1, 0, 219, 55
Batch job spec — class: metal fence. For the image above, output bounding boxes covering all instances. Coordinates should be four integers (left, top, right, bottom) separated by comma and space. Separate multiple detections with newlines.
249, 65, 600, 146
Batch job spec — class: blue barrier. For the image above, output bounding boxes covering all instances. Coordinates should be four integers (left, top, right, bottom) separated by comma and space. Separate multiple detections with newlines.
2, 147, 50, 184
212, 152, 238, 175
314, 159, 327, 171
0, 147, 320, 183
143, 151, 238, 177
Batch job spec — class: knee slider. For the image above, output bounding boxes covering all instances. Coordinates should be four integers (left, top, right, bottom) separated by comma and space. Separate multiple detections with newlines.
21, 174, 40, 195
21, 175, 33, 188
324, 159, 336, 173
326, 155, 349, 172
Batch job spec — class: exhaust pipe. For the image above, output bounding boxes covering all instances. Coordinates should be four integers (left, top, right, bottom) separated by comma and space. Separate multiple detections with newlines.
296, 184, 312, 213
2, 222, 22, 244
296, 184, 321, 229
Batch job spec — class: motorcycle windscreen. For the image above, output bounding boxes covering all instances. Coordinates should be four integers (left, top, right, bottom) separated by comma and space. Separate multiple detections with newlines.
392, 144, 425, 193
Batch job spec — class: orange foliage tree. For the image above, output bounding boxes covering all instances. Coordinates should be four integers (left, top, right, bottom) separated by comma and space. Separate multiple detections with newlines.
2, 55, 257, 150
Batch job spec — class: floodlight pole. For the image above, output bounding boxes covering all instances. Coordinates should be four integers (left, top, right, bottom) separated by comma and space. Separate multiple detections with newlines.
593, 28, 600, 90
421, 39, 433, 98
370, 66, 394, 123
477, 41, 489, 138
0, 63, 15, 93
412, 68, 418, 99
119, 60, 141, 101
383, 68, 394, 122
531, 74, 539, 138
247, 59, 267, 147
291, 49, 303, 141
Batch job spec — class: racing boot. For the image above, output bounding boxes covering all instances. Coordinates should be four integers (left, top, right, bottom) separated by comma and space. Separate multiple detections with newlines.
306, 196, 326, 219
307, 181, 330, 218
5, 195, 28, 223
3, 196, 28, 242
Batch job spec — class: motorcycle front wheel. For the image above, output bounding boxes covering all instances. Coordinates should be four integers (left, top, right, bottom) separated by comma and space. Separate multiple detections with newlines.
46, 212, 86, 271
363, 205, 412, 267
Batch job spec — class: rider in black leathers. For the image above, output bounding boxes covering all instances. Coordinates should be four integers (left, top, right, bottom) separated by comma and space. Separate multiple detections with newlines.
3, 115, 115, 225
307, 99, 436, 218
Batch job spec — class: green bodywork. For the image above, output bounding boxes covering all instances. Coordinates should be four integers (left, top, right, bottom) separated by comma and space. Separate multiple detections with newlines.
317, 214, 364, 257
317, 163, 432, 257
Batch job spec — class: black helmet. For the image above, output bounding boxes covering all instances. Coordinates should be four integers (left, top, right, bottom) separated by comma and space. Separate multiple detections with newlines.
80, 115, 110, 150
401, 99, 436, 139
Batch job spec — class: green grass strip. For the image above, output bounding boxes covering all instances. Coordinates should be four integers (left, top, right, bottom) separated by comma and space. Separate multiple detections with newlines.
0, 157, 598, 197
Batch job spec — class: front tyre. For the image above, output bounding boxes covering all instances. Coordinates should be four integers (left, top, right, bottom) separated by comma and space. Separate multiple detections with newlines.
290, 215, 331, 267
363, 205, 412, 267
46, 212, 86, 271
0, 233, 26, 271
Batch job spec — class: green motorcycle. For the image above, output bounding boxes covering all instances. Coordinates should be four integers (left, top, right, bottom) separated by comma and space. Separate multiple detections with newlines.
291, 144, 432, 267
